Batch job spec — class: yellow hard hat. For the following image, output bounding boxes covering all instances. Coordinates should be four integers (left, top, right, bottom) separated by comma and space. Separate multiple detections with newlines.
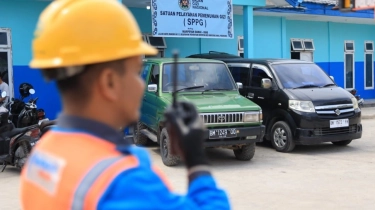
30, 0, 157, 69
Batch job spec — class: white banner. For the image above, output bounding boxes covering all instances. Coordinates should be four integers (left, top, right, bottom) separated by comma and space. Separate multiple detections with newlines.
151, 0, 234, 39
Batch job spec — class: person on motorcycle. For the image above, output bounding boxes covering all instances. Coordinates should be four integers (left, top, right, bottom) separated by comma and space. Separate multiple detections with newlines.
0, 76, 9, 105
20, 0, 231, 209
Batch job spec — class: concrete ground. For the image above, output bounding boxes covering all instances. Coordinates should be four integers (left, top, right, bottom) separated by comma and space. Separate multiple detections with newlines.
361, 107, 375, 119
1, 109, 375, 210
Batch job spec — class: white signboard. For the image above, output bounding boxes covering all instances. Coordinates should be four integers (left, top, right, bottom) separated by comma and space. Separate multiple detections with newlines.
151, 0, 234, 39
354, 0, 375, 8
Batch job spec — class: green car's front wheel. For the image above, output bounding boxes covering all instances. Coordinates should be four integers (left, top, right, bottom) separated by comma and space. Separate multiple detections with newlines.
159, 128, 179, 166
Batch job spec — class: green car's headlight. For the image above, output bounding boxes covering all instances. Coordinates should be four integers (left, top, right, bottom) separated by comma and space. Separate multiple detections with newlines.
244, 111, 262, 122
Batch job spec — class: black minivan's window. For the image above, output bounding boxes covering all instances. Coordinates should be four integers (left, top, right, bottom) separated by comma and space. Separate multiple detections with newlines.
251, 67, 272, 88
229, 67, 249, 86
272, 63, 333, 89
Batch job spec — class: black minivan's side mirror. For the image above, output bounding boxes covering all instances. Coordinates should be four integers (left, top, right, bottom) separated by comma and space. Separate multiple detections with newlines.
261, 78, 272, 89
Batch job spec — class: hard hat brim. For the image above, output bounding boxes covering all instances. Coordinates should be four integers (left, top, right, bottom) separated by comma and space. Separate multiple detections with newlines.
29, 41, 158, 69
139, 41, 159, 56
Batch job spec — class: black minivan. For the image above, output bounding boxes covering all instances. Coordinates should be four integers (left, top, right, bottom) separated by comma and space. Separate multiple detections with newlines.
188, 52, 362, 152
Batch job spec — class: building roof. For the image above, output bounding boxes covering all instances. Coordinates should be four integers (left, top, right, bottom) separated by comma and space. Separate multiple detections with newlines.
143, 57, 225, 64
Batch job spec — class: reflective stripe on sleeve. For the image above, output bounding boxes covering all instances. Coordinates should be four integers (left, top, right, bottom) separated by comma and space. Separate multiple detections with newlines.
71, 155, 139, 210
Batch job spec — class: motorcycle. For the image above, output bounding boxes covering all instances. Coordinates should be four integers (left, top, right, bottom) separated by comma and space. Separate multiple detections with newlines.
9, 83, 49, 128
39, 119, 57, 137
0, 91, 41, 172
349, 89, 364, 108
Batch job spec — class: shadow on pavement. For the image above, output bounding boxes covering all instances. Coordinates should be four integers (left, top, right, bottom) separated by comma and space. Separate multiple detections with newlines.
0, 166, 21, 176
256, 139, 360, 155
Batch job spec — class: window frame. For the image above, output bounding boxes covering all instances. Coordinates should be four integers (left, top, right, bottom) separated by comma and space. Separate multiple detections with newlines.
238, 36, 244, 51
365, 41, 374, 52
0, 28, 11, 48
238, 51, 244, 58
141, 63, 151, 81
146, 35, 167, 49
364, 52, 374, 90
142, 34, 148, 43
291, 39, 304, 51
148, 64, 160, 85
344, 52, 355, 90
250, 63, 273, 89
226, 64, 251, 86
303, 39, 315, 51
344, 40, 355, 53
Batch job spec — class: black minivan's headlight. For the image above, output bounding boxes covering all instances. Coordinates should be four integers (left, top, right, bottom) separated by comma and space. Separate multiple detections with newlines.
289, 100, 315, 112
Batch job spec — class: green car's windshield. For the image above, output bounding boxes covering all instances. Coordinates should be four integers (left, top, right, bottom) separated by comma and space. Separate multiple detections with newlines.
162, 63, 236, 92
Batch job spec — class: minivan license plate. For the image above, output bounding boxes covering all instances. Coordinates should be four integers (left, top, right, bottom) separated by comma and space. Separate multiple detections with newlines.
330, 119, 349, 128
209, 129, 237, 139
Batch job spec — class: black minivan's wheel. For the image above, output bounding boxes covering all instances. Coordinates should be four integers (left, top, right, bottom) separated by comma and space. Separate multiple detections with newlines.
332, 140, 352, 146
133, 121, 148, 146
271, 121, 296, 153
160, 128, 179, 166
233, 142, 255, 161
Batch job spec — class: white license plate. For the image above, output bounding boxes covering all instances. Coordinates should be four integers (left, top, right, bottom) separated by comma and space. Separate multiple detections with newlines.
330, 119, 349, 128
209, 128, 237, 139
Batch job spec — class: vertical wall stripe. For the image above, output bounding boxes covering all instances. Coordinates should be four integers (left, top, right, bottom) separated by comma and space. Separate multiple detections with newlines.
199, 38, 202, 54
327, 21, 331, 75
281, 17, 287, 58
243, 6, 254, 58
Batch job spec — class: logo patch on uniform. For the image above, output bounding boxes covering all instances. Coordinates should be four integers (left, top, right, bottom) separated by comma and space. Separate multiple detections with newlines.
26, 150, 66, 195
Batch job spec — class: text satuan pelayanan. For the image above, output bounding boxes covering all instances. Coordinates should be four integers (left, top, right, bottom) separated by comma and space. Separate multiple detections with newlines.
160, 11, 226, 19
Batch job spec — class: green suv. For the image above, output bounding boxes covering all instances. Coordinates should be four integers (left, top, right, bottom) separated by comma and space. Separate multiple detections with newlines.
134, 58, 265, 166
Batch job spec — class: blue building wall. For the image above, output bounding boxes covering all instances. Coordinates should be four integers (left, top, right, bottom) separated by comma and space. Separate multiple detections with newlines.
0, 1, 62, 120
286, 21, 375, 99
248, 16, 375, 99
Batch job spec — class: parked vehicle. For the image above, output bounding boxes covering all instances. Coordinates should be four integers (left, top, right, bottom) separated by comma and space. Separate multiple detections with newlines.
134, 58, 265, 166
188, 52, 362, 152
349, 89, 364, 108
0, 91, 40, 172
39, 119, 57, 136
9, 83, 49, 128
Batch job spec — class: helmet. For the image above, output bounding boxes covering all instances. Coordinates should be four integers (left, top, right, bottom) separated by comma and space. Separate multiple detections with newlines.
30, 0, 157, 69
19, 83, 34, 98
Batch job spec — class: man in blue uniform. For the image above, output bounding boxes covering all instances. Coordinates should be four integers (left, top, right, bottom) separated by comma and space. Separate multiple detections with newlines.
20, 0, 231, 209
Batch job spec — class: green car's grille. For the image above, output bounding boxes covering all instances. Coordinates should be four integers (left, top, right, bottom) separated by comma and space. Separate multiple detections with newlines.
199, 112, 244, 124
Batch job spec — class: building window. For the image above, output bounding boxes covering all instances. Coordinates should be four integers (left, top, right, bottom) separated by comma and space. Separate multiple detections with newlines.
345, 41, 354, 52
303, 39, 315, 50
365, 41, 374, 89
147, 36, 167, 49
142, 34, 167, 58
0, 31, 9, 48
238, 36, 244, 57
291, 39, 304, 51
344, 40, 355, 89
290, 38, 315, 62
